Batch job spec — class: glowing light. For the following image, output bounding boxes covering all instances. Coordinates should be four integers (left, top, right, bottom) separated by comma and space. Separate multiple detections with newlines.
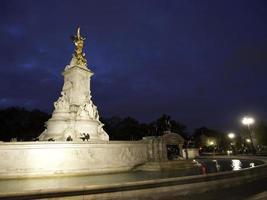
242, 116, 256, 155
246, 138, 251, 143
242, 117, 255, 126
208, 140, 215, 146
250, 163, 255, 168
228, 132, 235, 139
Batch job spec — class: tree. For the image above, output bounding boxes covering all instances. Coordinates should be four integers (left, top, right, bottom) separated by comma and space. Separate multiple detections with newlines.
193, 127, 228, 152
152, 114, 187, 137
254, 121, 267, 146
0, 107, 50, 141
169, 119, 187, 138
103, 117, 145, 140
155, 114, 171, 135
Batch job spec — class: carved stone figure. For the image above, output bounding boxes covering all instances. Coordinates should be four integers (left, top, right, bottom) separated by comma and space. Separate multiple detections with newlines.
92, 104, 99, 121
80, 133, 90, 141
54, 92, 69, 111
76, 102, 96, 119
63, 126, 80, 141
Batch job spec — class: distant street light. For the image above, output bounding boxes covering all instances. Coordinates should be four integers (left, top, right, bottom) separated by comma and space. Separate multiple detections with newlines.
227, 132, 236, 155
228, 132, 236, 139
246, 138, 251, 143
209, 141, 214, 146
242, 117, 255, 126
207, 139, 216, 156
242, 116, 256, 154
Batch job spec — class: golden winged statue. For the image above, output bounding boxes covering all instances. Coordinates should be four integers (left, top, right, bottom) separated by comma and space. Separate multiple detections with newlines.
71, 27, 87, 66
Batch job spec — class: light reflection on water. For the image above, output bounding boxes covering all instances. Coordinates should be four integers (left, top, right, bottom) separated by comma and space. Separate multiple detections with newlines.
0, 159, 263, 193
250, 162, 255, 167
197, 159, 262, 174
232, 159, 242, 171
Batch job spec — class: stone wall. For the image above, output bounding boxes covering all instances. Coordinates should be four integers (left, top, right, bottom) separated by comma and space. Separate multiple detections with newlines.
182, 148, 200, 159
0, 141, 149, 178
143, 137, 168, 162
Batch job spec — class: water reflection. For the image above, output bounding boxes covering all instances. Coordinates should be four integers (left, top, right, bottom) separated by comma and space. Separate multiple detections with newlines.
197, 159, 262, 173
231, 159, 242, 171
250, 163, 255, 168
212, 160, 220, 172
0, 159, 263, 194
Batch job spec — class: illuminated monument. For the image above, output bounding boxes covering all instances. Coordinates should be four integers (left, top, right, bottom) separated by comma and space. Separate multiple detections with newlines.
39, 28, 109, 141
0, 28, 196, 178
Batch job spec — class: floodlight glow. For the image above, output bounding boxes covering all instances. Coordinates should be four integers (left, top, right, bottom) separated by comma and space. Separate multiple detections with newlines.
246, 138, 251, 143
208, 140, 215, 146
242, 117, 255, 126
228, 133, 235, 139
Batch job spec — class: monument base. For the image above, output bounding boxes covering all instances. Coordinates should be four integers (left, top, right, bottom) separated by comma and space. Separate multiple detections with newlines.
40, 118, 108, 141
0, 141, 149, 179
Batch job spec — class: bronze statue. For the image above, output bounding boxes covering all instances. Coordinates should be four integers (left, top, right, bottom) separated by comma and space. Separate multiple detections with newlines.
71, 27, 87, 66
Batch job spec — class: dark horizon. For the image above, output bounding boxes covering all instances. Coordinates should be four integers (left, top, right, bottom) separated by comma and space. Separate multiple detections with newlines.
1, 0, 267, 133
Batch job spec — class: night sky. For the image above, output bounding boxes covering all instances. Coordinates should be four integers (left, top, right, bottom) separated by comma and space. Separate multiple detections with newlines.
1, 0, 267, 133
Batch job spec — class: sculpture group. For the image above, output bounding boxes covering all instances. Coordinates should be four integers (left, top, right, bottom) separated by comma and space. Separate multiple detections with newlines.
39, 28, 109, 141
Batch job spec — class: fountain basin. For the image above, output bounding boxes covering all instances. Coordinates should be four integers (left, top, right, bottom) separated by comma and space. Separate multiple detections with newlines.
0, 141, 149, 178
0, 157, 266, 199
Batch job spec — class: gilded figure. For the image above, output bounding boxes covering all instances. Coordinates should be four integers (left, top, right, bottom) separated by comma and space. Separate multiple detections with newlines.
71, 27, 87, 66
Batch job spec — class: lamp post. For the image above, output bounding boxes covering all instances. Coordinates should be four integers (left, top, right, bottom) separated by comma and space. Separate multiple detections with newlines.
227, 132, 236, 154
228, 132, 235, 139
246, 138, 251, 143
208, 140, 216, 156
242, 117, 256, 155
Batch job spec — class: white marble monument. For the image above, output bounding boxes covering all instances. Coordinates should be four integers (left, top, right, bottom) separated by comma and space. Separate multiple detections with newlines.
0, 28, 197, 179
39, 28, 109, 141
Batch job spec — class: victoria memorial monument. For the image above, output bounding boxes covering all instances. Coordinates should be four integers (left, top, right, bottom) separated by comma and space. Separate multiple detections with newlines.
0, 28, 194, 178
39, 28, 109, 141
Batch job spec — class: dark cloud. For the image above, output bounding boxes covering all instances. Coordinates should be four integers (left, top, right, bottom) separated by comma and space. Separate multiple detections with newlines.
1, 0, 267, 132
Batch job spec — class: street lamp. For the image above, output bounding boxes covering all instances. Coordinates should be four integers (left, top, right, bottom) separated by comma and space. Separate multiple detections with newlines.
227, 132, 236, 154
207, 139, 216, 156
246, 138, 251, 143
242, 117, 255, 126
242, 116, 256, 154
228, 132, 235, 139
208, 140, 214, 146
